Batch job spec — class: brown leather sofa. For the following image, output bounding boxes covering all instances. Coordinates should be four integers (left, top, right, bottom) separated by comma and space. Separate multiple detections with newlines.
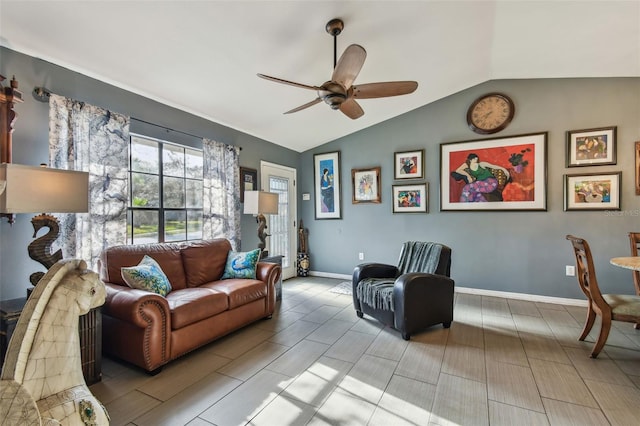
98, 239, 281, 373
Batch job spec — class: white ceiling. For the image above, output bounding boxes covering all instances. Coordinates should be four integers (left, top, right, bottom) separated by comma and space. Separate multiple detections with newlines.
1, 1, 639, 152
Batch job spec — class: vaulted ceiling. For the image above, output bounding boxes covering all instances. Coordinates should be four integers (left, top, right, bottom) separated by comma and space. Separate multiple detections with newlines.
1, 1, 638, 152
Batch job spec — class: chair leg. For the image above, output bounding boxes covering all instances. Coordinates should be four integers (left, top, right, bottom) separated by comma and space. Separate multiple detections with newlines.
401, 332, 410, 341
443, 322, 451, 328
356, 310, 364, 318
578, 304, 596, 341
591, 314, 612, 358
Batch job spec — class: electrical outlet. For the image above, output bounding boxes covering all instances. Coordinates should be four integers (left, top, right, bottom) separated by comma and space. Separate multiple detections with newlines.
565, 265, 575, 276
358, 252, 364, 260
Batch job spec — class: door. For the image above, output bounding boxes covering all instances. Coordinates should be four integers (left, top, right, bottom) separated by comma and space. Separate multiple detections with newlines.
260, 161, 297, 280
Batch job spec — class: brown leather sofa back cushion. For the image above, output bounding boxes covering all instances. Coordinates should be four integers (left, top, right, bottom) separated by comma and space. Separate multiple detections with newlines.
99, 242, 188, 290
181, 239, 232, 287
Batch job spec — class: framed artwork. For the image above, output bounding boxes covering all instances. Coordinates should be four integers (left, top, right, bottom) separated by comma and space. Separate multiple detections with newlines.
392, 183, 428, 213
394, 149, 424, 180
635, 141, 640, 195
314, 151, 342, 219
566, 126, 617, 167
440, 132, 547, 211
352, 166, 381, 203
239, 167, 257, 203
564, 172, 621, 211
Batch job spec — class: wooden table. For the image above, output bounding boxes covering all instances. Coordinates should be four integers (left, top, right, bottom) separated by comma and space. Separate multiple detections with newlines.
610, 256, 640, 271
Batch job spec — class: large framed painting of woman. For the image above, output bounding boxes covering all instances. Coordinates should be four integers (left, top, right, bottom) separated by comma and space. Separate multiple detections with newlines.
314, 151, 342, 219
440, 132, 547, 211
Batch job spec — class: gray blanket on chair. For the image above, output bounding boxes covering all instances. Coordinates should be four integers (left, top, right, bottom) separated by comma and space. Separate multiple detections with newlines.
356, 241, 442, 311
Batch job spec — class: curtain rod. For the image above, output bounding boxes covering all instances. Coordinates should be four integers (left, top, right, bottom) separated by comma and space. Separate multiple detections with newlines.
32, 86, 241, 150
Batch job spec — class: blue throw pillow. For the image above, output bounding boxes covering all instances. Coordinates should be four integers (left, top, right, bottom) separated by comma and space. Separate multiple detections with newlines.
121, 255, 172, 296
221, 249, 261, 279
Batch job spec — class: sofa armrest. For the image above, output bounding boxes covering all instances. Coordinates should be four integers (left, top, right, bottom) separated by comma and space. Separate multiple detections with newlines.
392, 272, 455, 332
352, 263, 400, 310
103, 282, 172, 370
256, 262, 281, 314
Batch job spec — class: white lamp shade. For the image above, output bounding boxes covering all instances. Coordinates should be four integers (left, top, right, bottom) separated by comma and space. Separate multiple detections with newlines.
243, 191, 279, 215
0, 163, 89, 214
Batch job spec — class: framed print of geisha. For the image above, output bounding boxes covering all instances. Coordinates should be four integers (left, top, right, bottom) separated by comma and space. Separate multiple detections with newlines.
440, 132, 547, 211
314, 151, 342, 219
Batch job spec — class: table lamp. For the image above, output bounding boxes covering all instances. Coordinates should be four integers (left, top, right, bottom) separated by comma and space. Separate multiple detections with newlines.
0, 163, 89, 286
243, 190, 278, 258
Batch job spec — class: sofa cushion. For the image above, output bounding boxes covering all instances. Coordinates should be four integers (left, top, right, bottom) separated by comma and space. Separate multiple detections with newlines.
202, 279, 266, 309
99, 242, 188, 290
121, 255, 173, 296
166, 287, 229, 330
181, 239, 232, 287
221, 249, 261, 280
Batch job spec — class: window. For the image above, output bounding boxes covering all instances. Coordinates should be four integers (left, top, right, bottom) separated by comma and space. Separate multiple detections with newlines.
128, 134, 203, 244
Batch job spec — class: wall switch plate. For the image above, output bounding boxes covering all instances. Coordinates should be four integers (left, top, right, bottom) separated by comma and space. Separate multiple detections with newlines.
565, 265, 575, 276
358, 252, 364, 260
302, 193, 311, 201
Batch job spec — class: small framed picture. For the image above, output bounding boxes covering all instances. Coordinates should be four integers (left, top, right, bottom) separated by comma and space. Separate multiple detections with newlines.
240, 167, 257, 203
394, 149, 424, 179
566, 126, 617, 167
635, 141, 640, 195
352, 167, 381, 204
564, 172, 621, 211
392, 183, 428, 213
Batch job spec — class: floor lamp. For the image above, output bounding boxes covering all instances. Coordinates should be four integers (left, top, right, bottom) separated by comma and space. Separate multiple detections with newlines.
0, 163, 89, 287
243, 190, 279, 259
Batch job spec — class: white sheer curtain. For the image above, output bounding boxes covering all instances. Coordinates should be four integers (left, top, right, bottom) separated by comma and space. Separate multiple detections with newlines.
49, 94, 130, 269
202, 138, 241, 250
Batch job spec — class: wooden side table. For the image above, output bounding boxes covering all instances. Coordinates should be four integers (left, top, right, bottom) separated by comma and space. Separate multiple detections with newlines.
261, 255, 283, 301
0, 297, 102, 384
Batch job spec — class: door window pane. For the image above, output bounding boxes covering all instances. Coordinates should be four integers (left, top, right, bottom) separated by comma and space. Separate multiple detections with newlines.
269, 176, 290, 268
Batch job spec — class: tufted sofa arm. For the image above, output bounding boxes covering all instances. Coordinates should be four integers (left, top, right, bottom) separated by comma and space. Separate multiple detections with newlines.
102, 283, 171, 372
256, 261, 281, 315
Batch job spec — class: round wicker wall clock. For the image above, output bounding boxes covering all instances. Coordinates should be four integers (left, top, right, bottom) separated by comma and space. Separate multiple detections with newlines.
466, 93, 515, 135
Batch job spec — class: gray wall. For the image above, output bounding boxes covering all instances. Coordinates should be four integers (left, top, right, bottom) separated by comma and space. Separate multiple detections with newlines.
300, 78, 640, 300
2, 45, 639, 302
0, 47, 299, 300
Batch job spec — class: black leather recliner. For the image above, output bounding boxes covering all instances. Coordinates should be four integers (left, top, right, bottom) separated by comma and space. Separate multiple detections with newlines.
352, 241, 454, 340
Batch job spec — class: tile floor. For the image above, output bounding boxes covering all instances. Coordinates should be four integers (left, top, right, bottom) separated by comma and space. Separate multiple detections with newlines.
90, 277, 640, 426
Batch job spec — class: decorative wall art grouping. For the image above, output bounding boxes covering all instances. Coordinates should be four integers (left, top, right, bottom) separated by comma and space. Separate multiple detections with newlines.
311, 118, 633, 218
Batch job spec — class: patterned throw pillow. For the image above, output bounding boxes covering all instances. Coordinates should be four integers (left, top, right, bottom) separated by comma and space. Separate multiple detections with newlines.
121, 255, 172, 296
221, 249, 261, 280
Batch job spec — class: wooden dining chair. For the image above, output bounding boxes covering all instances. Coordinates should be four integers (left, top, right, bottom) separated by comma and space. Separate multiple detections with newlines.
566, 235, 640, 358
628, 232, 640, 295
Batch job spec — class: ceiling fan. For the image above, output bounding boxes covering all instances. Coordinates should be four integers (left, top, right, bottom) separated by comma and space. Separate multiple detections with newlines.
257, 18, 418, 120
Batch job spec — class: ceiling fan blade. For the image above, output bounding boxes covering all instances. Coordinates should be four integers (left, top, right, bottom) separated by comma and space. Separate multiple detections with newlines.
332, 44, 367, 89
339, 98, 364, 120
352, 81, 418, 99
257, 73, 322, 91
284, 98, 322, 114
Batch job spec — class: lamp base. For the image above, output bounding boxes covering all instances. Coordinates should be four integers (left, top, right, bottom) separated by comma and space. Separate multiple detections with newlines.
28, 214, 62, 286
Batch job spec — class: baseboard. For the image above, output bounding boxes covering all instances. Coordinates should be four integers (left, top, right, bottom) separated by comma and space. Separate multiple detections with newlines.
308, 271, 587, 307
453, 286, 587, 307
309, 271, 351, 280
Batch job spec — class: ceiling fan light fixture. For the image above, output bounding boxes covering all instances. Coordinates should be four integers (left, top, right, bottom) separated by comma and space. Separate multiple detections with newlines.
258, 17, 418, 119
